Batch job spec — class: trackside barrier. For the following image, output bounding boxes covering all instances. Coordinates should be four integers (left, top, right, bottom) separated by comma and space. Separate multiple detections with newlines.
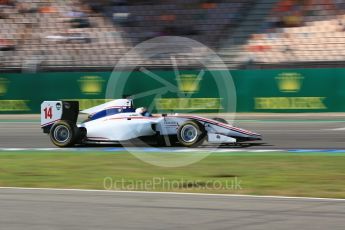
0, 68, 344, 113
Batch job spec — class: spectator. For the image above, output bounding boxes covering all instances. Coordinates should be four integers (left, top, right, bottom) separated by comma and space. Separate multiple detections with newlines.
17, 2, 37, 14
0, 39, 15, 51
39, 4, 57, 13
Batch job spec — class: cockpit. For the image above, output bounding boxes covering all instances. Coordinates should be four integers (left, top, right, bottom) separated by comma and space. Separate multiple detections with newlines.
90, 106, 136, 120
81, 99, 151, 121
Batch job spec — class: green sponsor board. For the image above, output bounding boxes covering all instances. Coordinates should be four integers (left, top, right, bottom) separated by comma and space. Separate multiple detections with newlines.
231, 69, 340, 112
0, 72, 110, 113
112, 70, 233, 113
0, 68, 344, 113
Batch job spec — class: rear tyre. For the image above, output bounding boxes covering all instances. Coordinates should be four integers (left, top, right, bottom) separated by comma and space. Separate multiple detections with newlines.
49, 121, 78, 147
212, 117, 228, 124
177, 120, 206, 147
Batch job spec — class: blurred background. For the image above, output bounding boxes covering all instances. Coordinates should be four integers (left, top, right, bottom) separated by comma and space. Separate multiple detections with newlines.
1, 0, 345, 114
1, 0, 345, 71
1, 3, 345, 228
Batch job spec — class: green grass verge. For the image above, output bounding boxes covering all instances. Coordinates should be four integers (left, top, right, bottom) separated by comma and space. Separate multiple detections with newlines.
0, 151, 344, 198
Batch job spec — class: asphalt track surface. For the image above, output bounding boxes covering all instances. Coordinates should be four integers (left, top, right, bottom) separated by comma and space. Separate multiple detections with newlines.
0, 188, 344, 230
0, 118, 345, 149
1, 118, 345, 230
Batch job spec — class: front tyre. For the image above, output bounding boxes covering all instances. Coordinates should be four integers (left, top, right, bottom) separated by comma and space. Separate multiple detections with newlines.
177, 120, 206, 147
49, 121, 78, 147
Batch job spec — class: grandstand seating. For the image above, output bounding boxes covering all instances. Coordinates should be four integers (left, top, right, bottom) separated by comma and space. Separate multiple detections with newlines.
0, 0, 130, 68
0, 0, 251, 69
1, 0, 345, 69
222, 0, 345, 68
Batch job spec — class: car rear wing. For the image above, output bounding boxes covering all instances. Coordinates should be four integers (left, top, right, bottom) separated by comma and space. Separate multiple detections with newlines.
41, 101, 79, 133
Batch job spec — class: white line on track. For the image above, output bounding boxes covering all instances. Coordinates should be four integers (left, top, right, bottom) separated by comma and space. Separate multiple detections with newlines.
1, 148, 345, 153
324, 127, 345, 131
0, 148, 285, 152
0, 186, 344, 202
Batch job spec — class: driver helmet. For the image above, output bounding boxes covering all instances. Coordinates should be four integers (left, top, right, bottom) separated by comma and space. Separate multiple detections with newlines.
135, 107, 147, 115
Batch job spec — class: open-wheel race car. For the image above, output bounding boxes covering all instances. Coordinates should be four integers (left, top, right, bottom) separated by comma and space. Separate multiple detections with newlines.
41, 99, 261, 147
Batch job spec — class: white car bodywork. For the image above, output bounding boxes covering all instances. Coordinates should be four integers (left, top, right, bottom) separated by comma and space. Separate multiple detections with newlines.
41, 99, 261, 146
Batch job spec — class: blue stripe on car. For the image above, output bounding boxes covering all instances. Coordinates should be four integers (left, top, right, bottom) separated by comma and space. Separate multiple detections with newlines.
90, 107, 135, 120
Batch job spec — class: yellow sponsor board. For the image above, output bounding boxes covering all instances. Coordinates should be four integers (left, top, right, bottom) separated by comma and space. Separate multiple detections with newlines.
0, 100, 30, 111
62, 99, 113, 110
177, 74, 201, 93
0, 78, 9, 96
78, 76, 104, 95
276, 72, 304, 93
255, 97, 327, 110
156, 98, 223, 110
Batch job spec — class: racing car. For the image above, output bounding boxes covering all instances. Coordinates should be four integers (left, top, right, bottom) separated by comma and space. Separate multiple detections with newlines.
41, 99, 261, 147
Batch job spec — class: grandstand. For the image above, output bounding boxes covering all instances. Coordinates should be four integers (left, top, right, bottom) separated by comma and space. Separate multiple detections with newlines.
0, 0, 131, 69
0, 0, 344, 70
220, 0, 345, 69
